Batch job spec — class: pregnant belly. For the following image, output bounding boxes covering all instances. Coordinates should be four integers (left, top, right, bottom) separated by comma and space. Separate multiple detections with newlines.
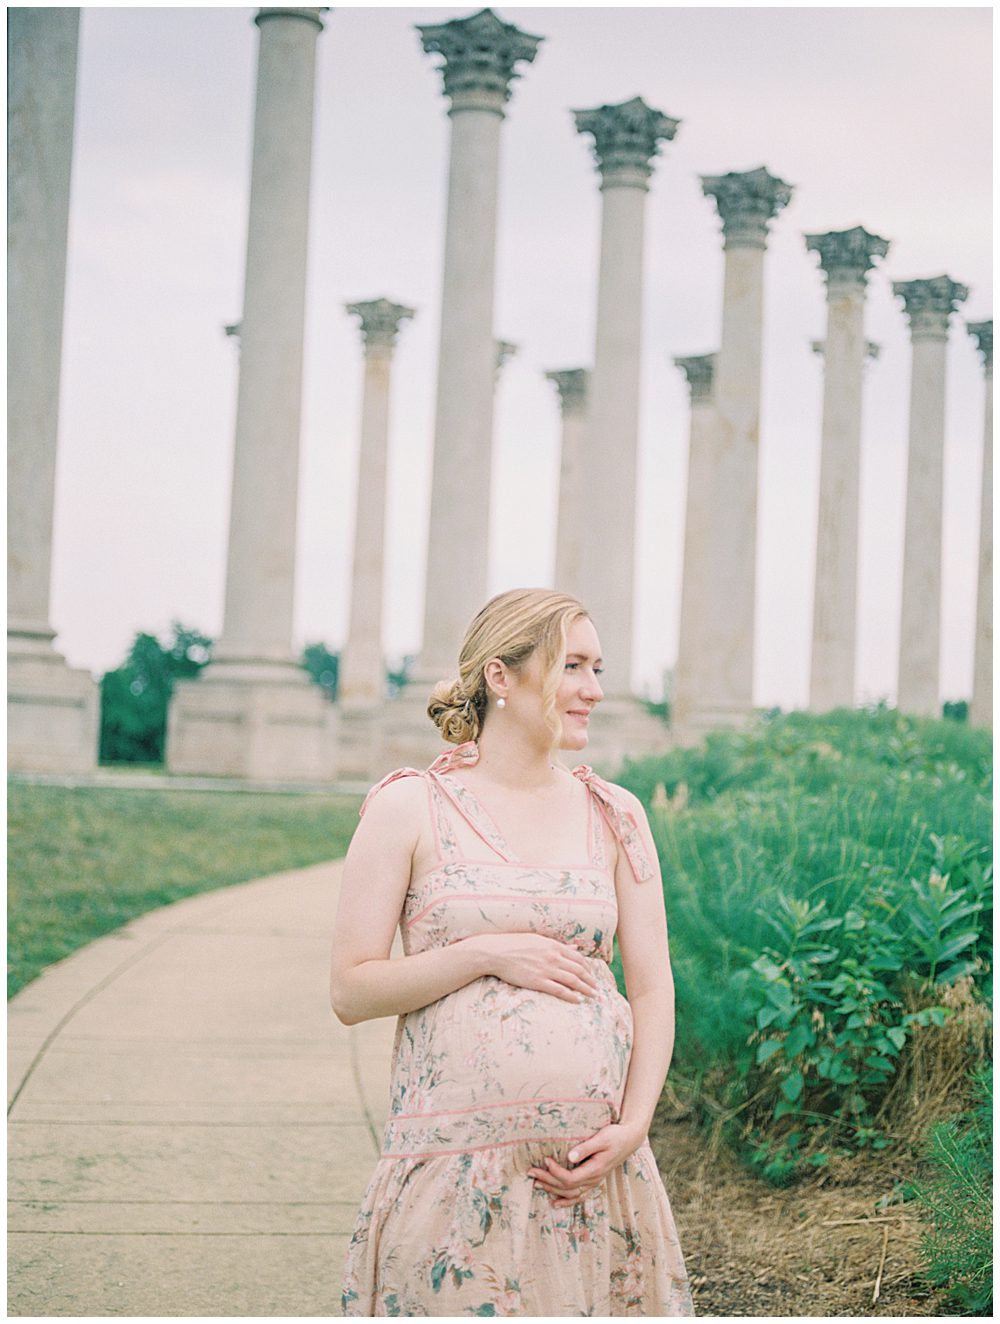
392, 967, 634, 1118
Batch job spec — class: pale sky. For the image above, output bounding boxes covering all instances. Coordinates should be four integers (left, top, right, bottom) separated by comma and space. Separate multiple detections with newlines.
49, 2, 992, 707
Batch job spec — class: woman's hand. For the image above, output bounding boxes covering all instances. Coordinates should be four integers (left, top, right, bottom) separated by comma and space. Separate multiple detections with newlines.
467, 933, 600, 1003
528, 1123, 645, 1207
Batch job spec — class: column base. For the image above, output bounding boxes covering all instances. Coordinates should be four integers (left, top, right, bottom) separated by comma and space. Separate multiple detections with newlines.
336, 700, 389, 781
669, 698, 759, 749
377, 683, 450, 777
7, 631, 99, 773
166, 661, 338, 781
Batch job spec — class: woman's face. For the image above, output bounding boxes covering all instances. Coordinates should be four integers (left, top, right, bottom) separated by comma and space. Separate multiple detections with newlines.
553, 616, 605, 750
504, 615, 605, 751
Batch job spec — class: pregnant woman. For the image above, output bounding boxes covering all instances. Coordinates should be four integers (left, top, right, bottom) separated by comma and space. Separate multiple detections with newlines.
332, 588, 694, 1316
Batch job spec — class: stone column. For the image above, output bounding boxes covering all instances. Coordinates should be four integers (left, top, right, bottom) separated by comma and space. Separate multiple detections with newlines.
805, 225, 890, 713
8, 7, 99, 773
573, 96, 680, 698
690, 166, 793, 730
414, 9, 542, 684
671, 355, 717, 735
545, 369, 589, 596
339, 299, 415, 706
893, 275, 969, 717
967, 320, 992, 727
168, 7, 334, 781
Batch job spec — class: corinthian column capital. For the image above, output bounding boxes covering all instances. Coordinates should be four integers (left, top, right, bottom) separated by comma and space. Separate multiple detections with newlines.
573, 95, 680, 191
345, 298, 415, 352
893, 276, 969, 341
967, 319, 993, 374
804, 225, 890, 287
673, 354, 716, 404
545, 368, 589, 414
417, 8, 543, 116
701, 165, 793, 250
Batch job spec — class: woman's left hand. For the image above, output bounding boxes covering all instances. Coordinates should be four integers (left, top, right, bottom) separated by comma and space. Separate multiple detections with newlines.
528, 1123, 644, 1207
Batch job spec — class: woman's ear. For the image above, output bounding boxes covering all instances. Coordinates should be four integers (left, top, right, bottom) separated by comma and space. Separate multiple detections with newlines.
483, 657, 507, 699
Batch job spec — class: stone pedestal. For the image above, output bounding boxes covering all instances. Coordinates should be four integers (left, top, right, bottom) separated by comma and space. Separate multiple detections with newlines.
893, 275, 969, 717
413, 9, 542, 688
573, 96, 679, 700
168, 7, 333, 781
805, 226, 890, 713
967, 320, 992, 728
545, 369, 589, 596
687, 166, 792, 732
671, 354, 717, 735
8, 7, 98, 773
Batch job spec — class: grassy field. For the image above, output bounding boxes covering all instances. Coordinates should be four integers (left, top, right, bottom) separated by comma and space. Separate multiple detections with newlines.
7, 783, 363, 998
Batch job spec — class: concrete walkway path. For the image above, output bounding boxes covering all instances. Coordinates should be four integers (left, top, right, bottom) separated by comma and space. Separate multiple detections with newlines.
7, 860, 395, 1317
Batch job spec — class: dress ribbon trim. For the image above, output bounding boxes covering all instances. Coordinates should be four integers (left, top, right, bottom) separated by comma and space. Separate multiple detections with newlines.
571, 765, 655, 883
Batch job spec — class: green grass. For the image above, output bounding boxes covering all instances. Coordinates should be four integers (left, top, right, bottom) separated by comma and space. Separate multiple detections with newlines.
7, 783, 363, 998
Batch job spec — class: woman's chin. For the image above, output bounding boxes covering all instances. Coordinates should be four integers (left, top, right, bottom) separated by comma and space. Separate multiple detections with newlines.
558, 723, 590, 750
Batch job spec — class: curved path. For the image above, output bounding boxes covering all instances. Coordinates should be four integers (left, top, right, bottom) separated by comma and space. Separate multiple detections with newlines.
7, 860, 395, 1317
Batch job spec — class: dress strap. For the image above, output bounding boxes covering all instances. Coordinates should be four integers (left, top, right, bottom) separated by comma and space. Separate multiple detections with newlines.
425, 741, 520, 865
358, 763, 465, 866
571, 766, 656, 883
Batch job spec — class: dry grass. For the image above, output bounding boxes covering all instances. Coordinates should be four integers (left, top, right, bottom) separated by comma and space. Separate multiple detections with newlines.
649, 1111, 955, 1317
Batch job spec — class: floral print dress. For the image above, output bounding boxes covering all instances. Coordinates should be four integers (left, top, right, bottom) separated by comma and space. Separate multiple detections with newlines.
341, 741, 694, 1317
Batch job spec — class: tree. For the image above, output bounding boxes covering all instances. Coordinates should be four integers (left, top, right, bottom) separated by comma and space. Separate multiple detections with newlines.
99, 623, 212, 765
301, 642, 339, 701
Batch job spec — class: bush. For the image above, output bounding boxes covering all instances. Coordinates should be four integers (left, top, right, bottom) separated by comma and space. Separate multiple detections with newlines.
616, 707, 992, 1180
911, 1067, 992, 1314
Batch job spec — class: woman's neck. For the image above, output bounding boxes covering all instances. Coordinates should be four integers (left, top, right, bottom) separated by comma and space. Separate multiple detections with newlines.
473, 723, 562, 791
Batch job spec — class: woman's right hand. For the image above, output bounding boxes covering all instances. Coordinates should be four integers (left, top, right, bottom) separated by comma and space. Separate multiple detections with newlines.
466, 933, 601, 1002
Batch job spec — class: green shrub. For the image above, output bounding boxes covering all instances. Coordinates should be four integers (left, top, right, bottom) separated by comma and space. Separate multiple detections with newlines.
616, 708, 992, 1178
911, 1068, 992, 1314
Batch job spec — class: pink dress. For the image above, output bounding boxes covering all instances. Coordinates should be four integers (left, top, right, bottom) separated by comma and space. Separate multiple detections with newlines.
341, 742, 694, 1317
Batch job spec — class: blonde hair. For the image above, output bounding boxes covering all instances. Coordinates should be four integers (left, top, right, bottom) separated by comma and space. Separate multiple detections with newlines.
428, 589, 590, 746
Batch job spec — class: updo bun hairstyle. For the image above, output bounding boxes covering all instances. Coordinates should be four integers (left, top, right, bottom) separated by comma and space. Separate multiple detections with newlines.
427, 588, 589, 747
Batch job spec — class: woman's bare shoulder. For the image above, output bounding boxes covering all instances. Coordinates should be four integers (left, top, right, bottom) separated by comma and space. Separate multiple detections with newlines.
358, 768, 429, 827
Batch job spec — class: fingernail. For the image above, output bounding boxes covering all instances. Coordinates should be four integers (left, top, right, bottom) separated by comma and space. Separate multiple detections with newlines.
568, 1151, 579, 1163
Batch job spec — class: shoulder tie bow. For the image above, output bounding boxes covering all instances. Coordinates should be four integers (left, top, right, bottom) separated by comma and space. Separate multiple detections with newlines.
572, 765, 656, 883
360, 742, 481, 816
426, 741, 480, 777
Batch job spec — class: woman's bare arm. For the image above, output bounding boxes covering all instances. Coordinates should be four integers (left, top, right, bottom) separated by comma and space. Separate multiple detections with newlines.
611, 787, 676, 1142
329, 776, 600, 1026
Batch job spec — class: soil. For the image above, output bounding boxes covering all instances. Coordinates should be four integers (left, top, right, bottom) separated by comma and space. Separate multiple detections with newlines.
648, 1108, 955, 1318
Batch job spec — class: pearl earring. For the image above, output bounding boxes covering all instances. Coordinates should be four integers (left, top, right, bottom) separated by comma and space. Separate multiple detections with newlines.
497, 698, 506, 709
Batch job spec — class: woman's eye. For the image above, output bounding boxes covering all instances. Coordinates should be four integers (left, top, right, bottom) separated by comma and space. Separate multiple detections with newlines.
565, 662, 579, 670
594, 668, 604, 676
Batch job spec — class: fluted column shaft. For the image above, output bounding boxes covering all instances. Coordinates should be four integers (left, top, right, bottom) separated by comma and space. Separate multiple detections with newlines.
7, 7, 79, 645
340, 300, 414, 705
697, 167, 792, 721
968, 321, 992, 727
894, 276, 969, 716
546, 370, 589, 596
217, 8, 324, 667
574, 97, 679, 697
806, 227, 890, 711
671, 355, 717, 730
415, 10, 541, 682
